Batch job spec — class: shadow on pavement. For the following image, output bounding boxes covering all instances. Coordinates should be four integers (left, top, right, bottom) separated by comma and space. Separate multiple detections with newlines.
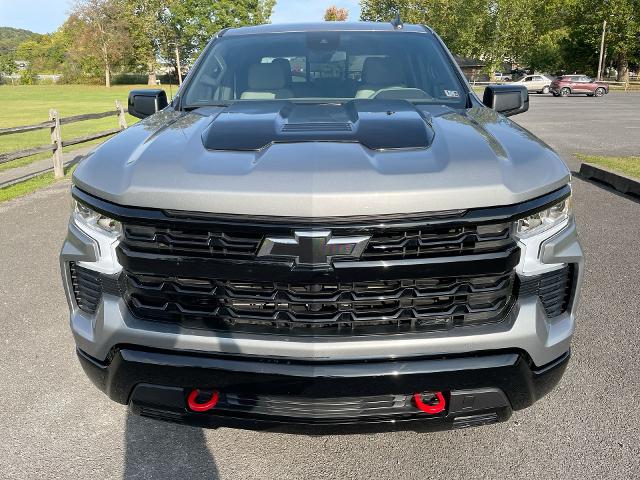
124, 412, 219, 480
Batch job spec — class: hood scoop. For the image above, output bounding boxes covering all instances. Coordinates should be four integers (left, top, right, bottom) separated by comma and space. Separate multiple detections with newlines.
282, 122, 352, 132
201, 100, 434, 151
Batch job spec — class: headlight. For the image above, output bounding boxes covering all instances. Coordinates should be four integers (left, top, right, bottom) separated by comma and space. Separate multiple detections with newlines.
72, 200, 122, 239
515, 195, 571, 239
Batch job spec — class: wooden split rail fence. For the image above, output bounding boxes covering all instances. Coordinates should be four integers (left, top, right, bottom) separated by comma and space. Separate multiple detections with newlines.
0, 100, 128, 180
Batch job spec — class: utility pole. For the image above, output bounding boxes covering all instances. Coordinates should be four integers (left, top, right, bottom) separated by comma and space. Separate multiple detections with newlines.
175, 46, 183, 86
597, 19, 607, 81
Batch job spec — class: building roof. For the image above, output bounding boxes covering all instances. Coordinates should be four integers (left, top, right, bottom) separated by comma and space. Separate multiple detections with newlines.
224, 22, 429, 36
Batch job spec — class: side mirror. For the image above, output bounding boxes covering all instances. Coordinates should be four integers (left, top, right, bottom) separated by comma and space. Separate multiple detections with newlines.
128, 89, 168, 119
482, 84, 529, 117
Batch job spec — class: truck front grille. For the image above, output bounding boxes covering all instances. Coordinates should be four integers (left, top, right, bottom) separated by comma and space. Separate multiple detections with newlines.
116, 211, 521, 336
123, 222, 512, 261
124, 271, 516, 336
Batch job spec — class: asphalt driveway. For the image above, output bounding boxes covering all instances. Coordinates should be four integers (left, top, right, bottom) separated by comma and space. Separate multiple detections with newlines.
0, 93, 638, 479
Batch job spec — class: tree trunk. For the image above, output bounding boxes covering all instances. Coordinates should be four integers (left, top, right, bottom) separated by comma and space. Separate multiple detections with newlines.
616, 55, 629, 83
148, 61, 157, 86
105, 65, 111, 88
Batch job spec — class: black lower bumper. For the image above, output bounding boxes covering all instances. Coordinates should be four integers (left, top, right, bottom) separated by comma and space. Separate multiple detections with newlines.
77, 347, 569, 432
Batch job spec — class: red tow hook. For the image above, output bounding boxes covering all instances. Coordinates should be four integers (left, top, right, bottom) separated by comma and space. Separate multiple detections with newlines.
187, 389, 220, 412
413, 391, 446, 414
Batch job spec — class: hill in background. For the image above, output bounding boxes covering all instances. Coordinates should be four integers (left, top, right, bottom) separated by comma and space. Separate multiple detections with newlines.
0, 27, 36, 56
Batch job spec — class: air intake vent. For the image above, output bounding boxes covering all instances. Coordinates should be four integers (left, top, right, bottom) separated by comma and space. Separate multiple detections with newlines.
519, 265, 574, 318
282, 122, 352, 132
69, 263, 102, 314
69, 262, 122, 314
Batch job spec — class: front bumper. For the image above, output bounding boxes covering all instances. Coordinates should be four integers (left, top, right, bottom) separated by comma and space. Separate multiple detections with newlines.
77, 346, 570, 431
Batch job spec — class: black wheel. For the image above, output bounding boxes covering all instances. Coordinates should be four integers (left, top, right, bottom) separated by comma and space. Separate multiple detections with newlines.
560, 87, 570, 97
552, 92, 560, 97
595, 87, 606, 97
542, 86, 550, 94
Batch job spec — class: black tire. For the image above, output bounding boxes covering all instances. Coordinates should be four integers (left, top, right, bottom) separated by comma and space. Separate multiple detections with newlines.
560, 87, 570, 97
542, 86, 550, 94
595, 87, 606, 97
552, 92, 560, 97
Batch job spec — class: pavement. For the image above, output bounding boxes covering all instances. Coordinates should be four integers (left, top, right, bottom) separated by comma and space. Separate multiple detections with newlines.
0, 94, 639, 480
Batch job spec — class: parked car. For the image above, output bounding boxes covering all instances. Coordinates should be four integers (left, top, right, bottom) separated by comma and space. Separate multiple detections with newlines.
550, 75, 609, 97
61, 21, 582, 431
513, 74, 553, 94
493, 72, 512, 81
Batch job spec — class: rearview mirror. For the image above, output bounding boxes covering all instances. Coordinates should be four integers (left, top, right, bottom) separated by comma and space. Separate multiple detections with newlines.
128, 89, 169, 119
482, 85, 529, 117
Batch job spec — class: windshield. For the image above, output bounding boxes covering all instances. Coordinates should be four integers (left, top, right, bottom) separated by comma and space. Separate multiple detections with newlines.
182, 31, 467, 108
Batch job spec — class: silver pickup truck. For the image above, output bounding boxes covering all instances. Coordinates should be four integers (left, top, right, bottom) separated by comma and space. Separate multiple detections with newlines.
60, 21, 583, 431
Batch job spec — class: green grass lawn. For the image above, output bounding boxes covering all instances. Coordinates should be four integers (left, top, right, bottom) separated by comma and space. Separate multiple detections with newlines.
577, 154, 640, 179
0, 84, 171, 172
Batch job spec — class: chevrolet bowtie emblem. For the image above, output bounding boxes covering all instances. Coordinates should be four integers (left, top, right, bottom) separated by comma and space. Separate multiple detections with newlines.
257, 231, 371, 266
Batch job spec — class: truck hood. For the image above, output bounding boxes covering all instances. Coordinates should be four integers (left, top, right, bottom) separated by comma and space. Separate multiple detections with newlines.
73, 102, 570, 217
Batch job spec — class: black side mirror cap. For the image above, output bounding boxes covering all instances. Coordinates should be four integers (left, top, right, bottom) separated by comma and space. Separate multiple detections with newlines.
128, 89, 169, 119
482, 85, 529, 117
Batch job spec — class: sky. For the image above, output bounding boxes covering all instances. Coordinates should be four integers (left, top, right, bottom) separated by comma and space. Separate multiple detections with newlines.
0, 0, 362, 34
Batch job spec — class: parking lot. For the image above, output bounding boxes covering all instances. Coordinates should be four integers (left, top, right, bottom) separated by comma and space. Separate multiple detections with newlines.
0, 93, 638, 480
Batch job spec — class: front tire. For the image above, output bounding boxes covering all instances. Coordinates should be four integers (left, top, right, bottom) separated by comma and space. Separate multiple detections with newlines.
542, 86, 550, 94
560, 87, 570, 97
595, 87, 606, 97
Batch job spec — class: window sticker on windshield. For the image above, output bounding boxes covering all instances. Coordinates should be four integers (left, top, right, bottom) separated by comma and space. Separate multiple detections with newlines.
444, 90, 460, 98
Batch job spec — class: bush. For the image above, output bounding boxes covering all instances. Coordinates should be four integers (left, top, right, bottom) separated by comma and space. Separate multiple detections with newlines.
112, 72, 180, 86
19, 69, 37, 85
112, 73, 148, 85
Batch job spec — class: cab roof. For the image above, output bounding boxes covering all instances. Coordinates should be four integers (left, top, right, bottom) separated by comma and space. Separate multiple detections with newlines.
224, 22, 430, 36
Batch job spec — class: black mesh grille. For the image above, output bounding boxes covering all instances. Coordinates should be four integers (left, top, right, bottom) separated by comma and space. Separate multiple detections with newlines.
519, 265, 574, 318
216, 393, 418, 419
69, 263, 102, 314
122, 222, 513, 262
124, 271, 516, 336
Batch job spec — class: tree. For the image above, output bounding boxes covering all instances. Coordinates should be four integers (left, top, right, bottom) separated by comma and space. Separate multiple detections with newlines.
0, 54, 17, 75
324, 6, 349, 21
360, 0, 554, 73
123, 0, 277, 85
69, 0, 134, 87
15, 32, 68, 73
125, 0, 174, 85
168, 0, 276, 64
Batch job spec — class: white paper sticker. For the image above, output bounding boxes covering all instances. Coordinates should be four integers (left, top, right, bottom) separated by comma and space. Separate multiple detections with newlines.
444, 90, 460, 98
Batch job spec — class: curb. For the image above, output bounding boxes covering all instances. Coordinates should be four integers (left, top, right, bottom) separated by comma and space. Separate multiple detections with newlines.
579, 162, 640, 197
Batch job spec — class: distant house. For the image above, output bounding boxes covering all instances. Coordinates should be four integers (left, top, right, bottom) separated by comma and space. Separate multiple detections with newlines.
14, 60, 29, 71
455, 56, 487, 82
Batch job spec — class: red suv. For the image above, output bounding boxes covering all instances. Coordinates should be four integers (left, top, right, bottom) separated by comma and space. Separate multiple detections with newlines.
550, 75, 609, 97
